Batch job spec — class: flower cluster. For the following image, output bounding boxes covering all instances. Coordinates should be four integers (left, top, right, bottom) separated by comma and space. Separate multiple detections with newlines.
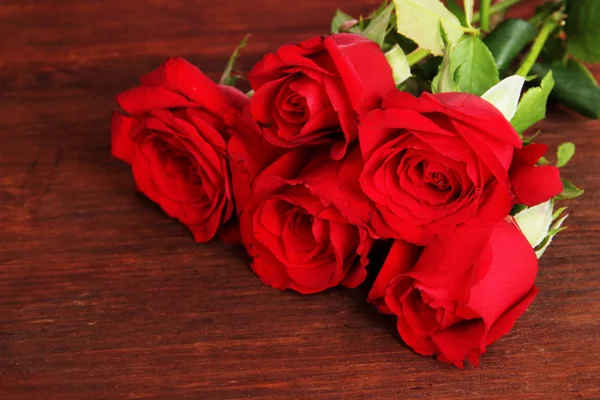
111, 0, 594, 368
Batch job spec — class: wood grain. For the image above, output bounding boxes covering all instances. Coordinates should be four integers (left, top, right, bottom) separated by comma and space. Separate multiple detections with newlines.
1, 1, 599, 399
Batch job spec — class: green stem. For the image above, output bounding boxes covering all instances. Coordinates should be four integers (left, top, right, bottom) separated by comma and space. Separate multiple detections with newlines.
473, 0, 524, 23
407, 48, 431, 66
516, 17, 558, 77
480, 0, 492, 32
461, 26, 480, 35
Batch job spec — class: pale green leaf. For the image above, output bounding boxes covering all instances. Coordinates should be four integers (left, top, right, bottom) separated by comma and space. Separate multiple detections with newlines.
392, 0, 464, 56
386, 44, 412, 86
449, 35, 499, 96
511, 71, 555, 134
514, 200, 554, 248
556, 142, 575, 168
481, 75, 526, 121
362, 3, 395, 47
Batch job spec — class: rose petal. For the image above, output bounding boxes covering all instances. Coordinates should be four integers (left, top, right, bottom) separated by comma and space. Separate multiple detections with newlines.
467, 219, 538, 328
139, 57, 232, 116
324, 33, 395, 111
117, 85, 197, 115
485, 285, 538, 346
111, 112, 137, 164
368, 239, 422, 314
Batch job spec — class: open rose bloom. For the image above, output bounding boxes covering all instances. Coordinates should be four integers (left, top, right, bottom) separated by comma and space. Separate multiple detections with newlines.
368, 220, 539, 368
112, 58, 248, 242
111, 0, 592, 369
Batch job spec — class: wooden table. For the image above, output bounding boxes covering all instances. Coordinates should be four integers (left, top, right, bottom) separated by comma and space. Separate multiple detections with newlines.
1, 1, 599, 398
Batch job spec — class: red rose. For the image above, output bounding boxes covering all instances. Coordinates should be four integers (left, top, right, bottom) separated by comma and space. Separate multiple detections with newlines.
369, 219, 538, 368
239, 150, 373, 294
227, 107, 286, 215
510, 143, 563, 206
358, 91, 524, 244
248, 33, 395, 159
111, 57, 247, 242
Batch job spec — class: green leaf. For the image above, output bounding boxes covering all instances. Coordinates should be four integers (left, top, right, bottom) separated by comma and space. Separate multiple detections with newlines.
551, 213, 569, 232
567, 58, 598, 85
445, 0, 467, 27
552, 206, 568, 220
362, 3, 395, 47
370, 1, 391, 18
531, 61, 600, 119
557, 179, 584, 200
220, 35, 250, 86
392, 0, 464, 56
556, 142, 575, 168
565, 0, 600, 62
386, 44, 412, 86
541, 35, 568, 65
535, 211, 568, 259
548, 226, 568, 236
538, 156, 551, 166
511, 71, 555, 134
483, 19, 537, 74
331, 9, 356, 33
449, 35, 499, 96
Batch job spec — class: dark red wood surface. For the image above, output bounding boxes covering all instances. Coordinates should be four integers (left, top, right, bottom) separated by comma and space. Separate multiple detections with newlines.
1, 1, 599, 399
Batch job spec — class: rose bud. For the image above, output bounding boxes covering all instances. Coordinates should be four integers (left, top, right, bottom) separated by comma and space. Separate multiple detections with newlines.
369, 218, 538, 369
248, 33, 395, 159
111, 57, 247, 242
238, 150, 373, 294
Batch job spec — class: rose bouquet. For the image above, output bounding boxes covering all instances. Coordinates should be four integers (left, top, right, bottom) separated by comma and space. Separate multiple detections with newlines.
111, 0, 598, 368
